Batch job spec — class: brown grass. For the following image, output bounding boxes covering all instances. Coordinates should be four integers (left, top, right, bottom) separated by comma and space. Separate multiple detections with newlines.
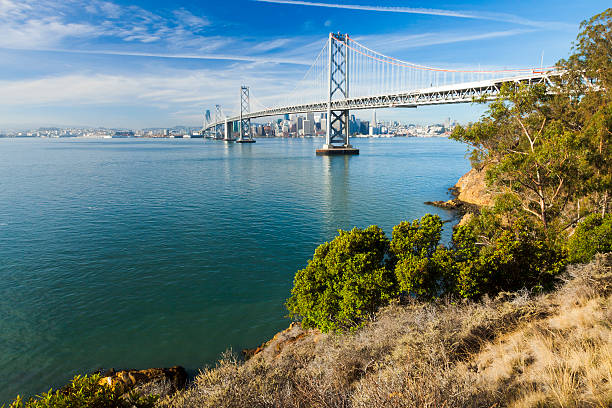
159, 253, 612, 408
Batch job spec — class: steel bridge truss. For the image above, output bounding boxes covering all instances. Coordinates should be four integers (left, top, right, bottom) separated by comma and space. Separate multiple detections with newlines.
325, 33, 351, 148
214, 104, 224, 140
238, 86, 253, 142
204, 72, 557, 130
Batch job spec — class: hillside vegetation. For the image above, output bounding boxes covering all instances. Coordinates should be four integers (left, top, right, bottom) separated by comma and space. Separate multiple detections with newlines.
160, 254, 612, 408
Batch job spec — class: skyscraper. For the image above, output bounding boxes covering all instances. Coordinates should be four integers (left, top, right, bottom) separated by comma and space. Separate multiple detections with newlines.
369, 109, 377, 136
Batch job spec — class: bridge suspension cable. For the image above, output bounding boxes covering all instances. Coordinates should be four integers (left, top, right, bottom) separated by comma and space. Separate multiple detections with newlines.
205, 32, 560, 139
344, 35, 556, 98
281, 39, 329, 109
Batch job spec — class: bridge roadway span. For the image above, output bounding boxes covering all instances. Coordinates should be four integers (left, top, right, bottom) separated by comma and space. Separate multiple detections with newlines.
204, 71, 557, 130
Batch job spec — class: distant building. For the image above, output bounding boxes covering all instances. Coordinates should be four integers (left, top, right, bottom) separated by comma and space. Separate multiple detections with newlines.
302, 119, 314, 136
369, 110, 377, 135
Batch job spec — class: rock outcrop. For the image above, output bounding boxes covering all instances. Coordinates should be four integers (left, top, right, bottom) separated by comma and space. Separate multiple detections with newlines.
454, 166, 493, 207
242, 322, 318, 361
425, 166, 493, 226
98, 366, 187, 397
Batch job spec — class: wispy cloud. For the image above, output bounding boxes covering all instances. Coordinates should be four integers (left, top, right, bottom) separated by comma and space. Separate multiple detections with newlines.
254, 0, 575, 30
0, 0, 219, 49
0, 67, 300, 113
0, 46, 311, 65
354, 28, 537, 55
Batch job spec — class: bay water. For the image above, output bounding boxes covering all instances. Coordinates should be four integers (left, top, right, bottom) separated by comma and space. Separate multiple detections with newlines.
0, 137, 470, 402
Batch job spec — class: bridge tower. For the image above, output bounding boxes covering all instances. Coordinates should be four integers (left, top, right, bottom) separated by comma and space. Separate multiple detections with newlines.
317, 33, 358, 155
236, 85, 255, 143
202, 109, 211, 137
214, 105, 224, 140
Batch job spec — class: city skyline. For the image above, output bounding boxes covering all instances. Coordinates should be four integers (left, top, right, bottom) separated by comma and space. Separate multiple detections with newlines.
0, 110, 455, 138
0, 0, 608, 129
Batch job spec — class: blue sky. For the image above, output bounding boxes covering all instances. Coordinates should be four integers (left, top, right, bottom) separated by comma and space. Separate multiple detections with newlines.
0, 0, 608, 129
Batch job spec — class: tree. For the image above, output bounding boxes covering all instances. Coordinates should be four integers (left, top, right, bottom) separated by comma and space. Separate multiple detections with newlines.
452, 9, 612, 233
559, 8, 612, 217
286, 226, 397, 332
452, 83, 581, 235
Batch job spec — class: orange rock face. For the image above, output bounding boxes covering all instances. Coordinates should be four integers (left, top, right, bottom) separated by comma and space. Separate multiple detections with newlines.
243, 322, 320, 361
454, 167, 494, 207
98, 366, 187, 397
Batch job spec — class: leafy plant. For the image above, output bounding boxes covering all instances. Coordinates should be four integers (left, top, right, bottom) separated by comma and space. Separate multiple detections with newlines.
7, 374, 158, 408
390, 214, 455, 299
451, 9, 612, 234
454, 220, 567, 299
567, 213, 612, 263
286, 225, 397, 332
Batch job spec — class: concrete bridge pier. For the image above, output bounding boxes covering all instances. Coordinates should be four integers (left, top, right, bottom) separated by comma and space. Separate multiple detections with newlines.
223, 118, 235, 142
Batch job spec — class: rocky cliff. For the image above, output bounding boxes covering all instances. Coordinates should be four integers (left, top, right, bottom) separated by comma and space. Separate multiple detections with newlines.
425, 165, 493, 222
453, 166, 493, 207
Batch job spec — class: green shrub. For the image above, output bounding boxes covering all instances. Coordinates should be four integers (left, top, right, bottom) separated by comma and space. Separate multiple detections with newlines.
568, 213, 612, 263
390, 214, 456, 299
454, 222, 567, 299
7, 374, 157, 408
286, 225, 397, 332
287, 214, 568, 331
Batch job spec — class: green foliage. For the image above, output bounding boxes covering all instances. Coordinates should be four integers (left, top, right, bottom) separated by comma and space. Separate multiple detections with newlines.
286, 225, 397, 332
454, 220, 567, 299
390, 214, 455, 299
451, 83, 582, 233
567, 213, 612, 263
451, 9, 612, 232
6, 374, 157, 408
286, 214, 567, 331
389, 213, 566, 300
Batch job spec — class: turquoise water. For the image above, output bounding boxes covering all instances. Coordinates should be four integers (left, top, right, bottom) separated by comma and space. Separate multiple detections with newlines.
0, 137, 470, 402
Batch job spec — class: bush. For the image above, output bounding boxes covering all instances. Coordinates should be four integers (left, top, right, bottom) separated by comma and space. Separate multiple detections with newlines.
287, 214, 568, 331
7, 374, 157, 408
454, 222, 567, 298
391, 214, 456, 299
567, 213, 612, 263
286, 225, 397, 332
389, 214, 566, 300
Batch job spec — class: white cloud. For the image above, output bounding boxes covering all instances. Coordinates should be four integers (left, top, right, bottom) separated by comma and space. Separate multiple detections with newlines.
0, 0, 218, 49
0, 17, 102, 48
355, 28, 537, 55
0, 67, 300, 112
173, 8, 210, 28
254, 0, 575, 30
251, 38, 291, 52
85, 1, 122, 19
1, 47, 311, 65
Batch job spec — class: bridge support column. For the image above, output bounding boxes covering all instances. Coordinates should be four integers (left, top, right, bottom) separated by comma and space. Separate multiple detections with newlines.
236, 85, 256, 144
223, 118, 235, 141
317, 32, 358, 156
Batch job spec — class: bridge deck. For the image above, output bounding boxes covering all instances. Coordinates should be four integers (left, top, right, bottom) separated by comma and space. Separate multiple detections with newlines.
204, 71, 558, 131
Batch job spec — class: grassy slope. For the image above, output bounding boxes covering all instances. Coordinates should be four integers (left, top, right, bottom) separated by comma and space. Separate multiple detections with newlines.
161, 254, 612, 408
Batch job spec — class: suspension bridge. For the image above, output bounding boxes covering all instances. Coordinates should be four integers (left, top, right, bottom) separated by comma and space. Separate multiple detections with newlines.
202, 33, 560, 154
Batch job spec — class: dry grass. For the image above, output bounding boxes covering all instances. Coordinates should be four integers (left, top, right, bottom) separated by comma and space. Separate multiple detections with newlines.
159, 253, 612, 408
